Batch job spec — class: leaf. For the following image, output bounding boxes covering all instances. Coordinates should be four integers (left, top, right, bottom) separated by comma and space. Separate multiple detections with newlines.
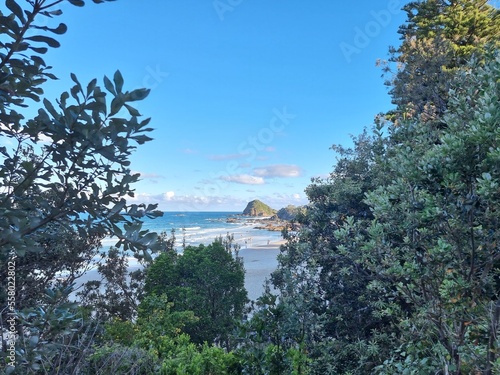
128, 88, 150, 101
124, 103, 141, 116
86, 78, 97, 96
143, 248, 152, 262
3, 16, 20, 34
482, 172, 492, 181
6, 0, 26, 23
68, 0, 85, 6
16, 247, 26, 256
139, 232, 157, 246
103, 75, 116, 96
70, 84, 80, 102
31, 362, 40, 371
28, 335, 39, 347
133, 134, 153, 144
110, 97, 123, 116
113, 70, 124, 93
42, 9, 63, 16
43, 98, 59, 119
32, 23, 68, 35
31, 55, 46, 67
50, 22, 68, 35
70, 72, 81, 86
28, 46, 48, 54
26, 35, 61, 48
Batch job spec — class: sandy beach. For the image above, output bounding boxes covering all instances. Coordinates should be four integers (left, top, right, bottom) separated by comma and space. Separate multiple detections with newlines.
238, 240, 284, 301
72, 240, 285, 303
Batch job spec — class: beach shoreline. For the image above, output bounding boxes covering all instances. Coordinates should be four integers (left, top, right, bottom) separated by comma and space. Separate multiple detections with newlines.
238, 239, 284, 301
72, 238, 286, 302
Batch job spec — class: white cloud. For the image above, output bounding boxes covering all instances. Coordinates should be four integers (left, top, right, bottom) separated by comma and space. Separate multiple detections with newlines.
128, 191, 248, 211
127, 189, 309, 211
253, 164, 302, 178
163, 191, 175, 200
220, 174, 265, 185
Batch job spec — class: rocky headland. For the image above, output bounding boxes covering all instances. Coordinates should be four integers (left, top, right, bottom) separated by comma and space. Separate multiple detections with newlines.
239, 200, 304, 232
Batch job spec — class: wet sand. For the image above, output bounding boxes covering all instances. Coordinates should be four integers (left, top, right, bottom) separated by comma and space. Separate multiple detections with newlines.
72, 240, 285, 302
238, 240, 284, 301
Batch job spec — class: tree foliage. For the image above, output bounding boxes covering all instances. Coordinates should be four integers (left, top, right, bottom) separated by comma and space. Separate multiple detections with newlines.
258, 1, 500, 374
0, 0, 162, 261
0, 0, 163, 372
145, 239, 248, 349
382, 0, 500, 123
2, 0, 500, 374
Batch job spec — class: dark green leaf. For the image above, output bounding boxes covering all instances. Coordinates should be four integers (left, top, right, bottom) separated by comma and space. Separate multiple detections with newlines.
32, 23, 68, 35
31, 55, 46, 67
43, 98, 59, 119
113, 70, 124, 93
43, 9, 63, 16
124, 104, 141, 116
26, 35, 61, 48
3, 16, 20, 34
50, 22, 68, 35
86, 78, 97, 97
143, 248, 152, 262
17, 41, 28, 51
110, 97, 123, 116
128, 88, 150, 102
6, 0, 26, 23
44, 72, 58, 80
103, 75, 116, 96
107, 199, 126, 218
29, 46, 48, 54
133, 134, 153, 144
68, 0, 85, 6
70, 85, 80, 102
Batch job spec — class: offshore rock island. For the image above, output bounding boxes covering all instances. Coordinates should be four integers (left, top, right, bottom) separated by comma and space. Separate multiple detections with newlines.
237, 199, 304, 232
242, 199, 276, 216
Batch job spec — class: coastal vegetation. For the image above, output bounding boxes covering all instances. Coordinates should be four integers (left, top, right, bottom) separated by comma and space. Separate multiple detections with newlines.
1, 0, 500, 374
242, 199, 277, 217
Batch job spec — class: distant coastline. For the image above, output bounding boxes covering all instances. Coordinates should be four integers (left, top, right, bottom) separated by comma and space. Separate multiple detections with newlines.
74, 215, 287, 302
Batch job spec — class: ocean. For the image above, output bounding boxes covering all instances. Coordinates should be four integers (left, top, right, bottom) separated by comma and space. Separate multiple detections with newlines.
94, 212, 284, 300
101, 211, 284, 251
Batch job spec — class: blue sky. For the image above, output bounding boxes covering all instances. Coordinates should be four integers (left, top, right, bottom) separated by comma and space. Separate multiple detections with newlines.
33, 0, 408, 211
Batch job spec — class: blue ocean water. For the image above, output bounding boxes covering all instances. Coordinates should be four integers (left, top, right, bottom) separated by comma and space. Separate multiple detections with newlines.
101, 212, 283, 250
74, 212, 283, 302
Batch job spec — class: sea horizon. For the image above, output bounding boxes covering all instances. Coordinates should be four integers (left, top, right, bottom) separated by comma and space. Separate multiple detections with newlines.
105, 211, 284, 251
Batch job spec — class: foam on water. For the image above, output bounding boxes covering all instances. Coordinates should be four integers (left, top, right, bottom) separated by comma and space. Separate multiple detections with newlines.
71, 212, 284, 301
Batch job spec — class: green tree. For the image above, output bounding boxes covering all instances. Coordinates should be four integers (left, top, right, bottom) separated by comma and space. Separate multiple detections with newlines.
269, 130, 400, 374
0, 0, 162, 261
382, 0, 500, 124
145, 240, 248, 349
237, 282, 311, 375
98, 294, 241, 375
263, 2, 500, 371
365, 50, 500, 374
0, 0, 162, 372
77, 231, 177, 322
0, 225, 102, 312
